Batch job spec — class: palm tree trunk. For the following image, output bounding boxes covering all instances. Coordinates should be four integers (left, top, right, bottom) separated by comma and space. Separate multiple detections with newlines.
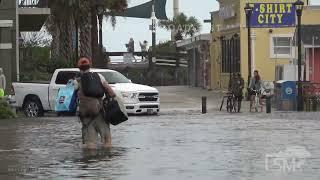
46, 16, 61, 60
51, 24, 61, 60
79, 0, 92, 59
60, 17, 74, 62
91, 6, 99, 67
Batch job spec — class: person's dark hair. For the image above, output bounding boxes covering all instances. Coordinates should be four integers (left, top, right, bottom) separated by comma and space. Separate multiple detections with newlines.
79, 64, 90, 71
254, 70, 261, 81
77, 56, 91, 71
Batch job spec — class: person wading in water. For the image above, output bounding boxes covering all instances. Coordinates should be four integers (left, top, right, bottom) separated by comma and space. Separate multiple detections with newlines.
75, 57, 116, 149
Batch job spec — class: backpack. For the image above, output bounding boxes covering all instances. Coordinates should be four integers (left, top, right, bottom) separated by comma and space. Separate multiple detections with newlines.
80, 72, 105, 98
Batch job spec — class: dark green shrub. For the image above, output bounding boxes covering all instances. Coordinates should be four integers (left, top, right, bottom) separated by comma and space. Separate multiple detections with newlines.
0, 99, 15, 119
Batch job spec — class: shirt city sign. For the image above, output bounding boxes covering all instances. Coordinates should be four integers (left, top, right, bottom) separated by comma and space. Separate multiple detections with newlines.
250, 3, 296, 28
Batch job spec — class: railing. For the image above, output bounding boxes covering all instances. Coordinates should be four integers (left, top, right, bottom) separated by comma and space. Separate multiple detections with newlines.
302, 83, 320, 111
106, 51, 188, 69
18, 0, 48, 8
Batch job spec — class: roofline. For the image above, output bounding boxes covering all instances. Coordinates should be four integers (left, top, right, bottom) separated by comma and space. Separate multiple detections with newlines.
305, 5, 320, 10
176, 33, 211, 48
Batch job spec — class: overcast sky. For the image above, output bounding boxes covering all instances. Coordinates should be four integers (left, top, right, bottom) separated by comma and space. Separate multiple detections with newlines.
102, 0, 320, 52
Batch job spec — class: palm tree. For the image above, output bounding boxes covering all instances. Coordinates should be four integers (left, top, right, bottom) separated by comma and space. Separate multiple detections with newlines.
46, 0, 127, 66
90, 0, 128, 66
159, 13, 201, 41
47, 0, 77, 62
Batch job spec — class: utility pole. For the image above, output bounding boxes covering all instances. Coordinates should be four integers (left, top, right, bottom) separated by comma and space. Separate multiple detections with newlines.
295, 0, 304, 111
172, 0, 179, 40
149, 0, 156, 70
244, 3, 253, 99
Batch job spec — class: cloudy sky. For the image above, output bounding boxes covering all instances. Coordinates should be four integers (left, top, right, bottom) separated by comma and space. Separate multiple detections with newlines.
102, 0, 320, 52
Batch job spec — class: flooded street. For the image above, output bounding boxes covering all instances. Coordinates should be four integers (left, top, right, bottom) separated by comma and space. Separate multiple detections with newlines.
0, 112, 320, 180
0, 87, 320, 180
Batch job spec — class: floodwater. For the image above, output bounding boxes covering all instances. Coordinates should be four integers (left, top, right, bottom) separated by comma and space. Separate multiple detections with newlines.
0, 112, 320, 180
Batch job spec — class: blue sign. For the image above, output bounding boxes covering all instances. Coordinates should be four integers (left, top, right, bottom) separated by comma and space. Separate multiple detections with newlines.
250, 3, 296, 28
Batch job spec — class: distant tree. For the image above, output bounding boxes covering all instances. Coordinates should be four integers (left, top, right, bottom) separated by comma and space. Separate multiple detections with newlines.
155, 41, 176, 53
20, 31, 51, 48
158, 13, 202, 41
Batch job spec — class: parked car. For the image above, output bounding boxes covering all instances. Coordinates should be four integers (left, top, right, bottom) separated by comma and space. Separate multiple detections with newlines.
12, 68, 160, 117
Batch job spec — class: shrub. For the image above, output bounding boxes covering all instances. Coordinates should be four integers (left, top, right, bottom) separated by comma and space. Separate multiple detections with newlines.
0, 99, 15, 119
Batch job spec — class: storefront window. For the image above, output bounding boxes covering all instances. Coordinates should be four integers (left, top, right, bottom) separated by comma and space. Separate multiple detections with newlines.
271, 36, 294, 58
221, 38, 240, 73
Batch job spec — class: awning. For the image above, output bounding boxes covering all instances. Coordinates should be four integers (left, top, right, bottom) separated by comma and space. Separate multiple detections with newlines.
116, 0, 168, 20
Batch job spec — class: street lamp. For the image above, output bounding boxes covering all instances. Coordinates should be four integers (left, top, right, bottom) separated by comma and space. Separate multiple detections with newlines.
294, 0, 304, 111
96, 0, 105, 68
148, 1, 157, 70
244, 3, 253, 95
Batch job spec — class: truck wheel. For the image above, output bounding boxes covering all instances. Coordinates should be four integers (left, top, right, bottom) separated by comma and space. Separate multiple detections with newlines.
24, 100, 44, 118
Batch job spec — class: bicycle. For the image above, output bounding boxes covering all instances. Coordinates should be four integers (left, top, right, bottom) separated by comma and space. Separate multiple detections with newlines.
220, 91, 239, 113
250, 89, 262, 112
249, 89, 271, 112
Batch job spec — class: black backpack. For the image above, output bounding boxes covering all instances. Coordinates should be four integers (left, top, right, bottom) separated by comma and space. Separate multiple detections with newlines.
80, 72, 105, 98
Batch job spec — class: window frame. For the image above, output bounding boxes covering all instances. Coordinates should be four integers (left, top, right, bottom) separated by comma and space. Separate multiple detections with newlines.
270, 34, 295, 59
55, 71, 80, 85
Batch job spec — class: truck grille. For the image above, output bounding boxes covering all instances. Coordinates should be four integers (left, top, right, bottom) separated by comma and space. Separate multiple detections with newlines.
140, 105, 159, 109
138, 93, 159, 102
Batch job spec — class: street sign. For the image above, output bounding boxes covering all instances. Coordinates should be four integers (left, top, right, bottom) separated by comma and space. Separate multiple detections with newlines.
250, 3, 296, 28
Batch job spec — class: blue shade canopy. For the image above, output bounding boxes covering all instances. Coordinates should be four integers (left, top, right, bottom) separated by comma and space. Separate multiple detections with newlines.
117, 0, 168, 20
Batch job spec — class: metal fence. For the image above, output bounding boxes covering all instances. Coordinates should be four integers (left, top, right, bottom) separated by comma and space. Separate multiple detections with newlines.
302, 83, 320, 111
18, 0, 48, 8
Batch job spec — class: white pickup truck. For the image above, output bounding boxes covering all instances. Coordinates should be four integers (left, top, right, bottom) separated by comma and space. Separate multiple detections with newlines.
12, 68, 160, 117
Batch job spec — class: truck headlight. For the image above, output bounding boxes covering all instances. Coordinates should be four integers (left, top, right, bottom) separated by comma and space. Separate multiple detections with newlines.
121, 92, 137, 99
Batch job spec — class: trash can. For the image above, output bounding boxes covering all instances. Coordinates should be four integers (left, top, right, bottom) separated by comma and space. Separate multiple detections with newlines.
275, 80, 297, 111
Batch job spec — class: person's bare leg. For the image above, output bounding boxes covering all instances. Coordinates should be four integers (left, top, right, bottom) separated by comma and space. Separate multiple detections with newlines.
84, 143, 97, 150
97, 114, 112, 148
81, 117, 98, 150
103, 126, 112, 148
103, 135, 112, 148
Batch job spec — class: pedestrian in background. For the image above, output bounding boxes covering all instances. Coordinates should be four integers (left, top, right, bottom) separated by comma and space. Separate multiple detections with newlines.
140, 40, 148, 60
231, 73, 244, 112
126, 38, 135, 53
0, 68, 6, 98
249, 70, 264, 111
228, 73, 236, 92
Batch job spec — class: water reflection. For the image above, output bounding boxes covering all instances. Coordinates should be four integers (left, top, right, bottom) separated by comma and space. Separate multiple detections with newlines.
0, 112, 319, 179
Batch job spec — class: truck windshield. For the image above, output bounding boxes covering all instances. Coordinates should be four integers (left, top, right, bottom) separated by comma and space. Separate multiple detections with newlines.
99, 71, 131, 84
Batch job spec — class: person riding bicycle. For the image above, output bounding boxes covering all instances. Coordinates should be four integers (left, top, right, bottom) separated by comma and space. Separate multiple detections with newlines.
249, 70, 264, 111
231, 73, 244, 112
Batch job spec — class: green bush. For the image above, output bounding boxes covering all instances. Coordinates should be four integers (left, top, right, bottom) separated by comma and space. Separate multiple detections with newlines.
0, 99, 15, 119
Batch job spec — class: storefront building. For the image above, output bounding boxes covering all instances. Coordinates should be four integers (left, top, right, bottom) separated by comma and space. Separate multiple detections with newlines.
0, 0, 49, 92
210, 0, 320, 90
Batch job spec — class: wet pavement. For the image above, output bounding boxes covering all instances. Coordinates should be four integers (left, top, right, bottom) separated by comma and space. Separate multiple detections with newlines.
0, 86, 320, 180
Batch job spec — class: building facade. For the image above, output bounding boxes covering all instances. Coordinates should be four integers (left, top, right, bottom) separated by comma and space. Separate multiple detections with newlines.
0, 0, 17, 92
0, 0, 49, 92
210, 0, 320, 90
177, 34, 211, 88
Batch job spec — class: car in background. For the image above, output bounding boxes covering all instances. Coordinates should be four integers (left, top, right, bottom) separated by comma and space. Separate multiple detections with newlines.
12, 68, 160, 117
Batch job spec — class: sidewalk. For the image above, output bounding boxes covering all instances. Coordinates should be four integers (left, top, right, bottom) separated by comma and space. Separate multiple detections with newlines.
157, 86, 272, 114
